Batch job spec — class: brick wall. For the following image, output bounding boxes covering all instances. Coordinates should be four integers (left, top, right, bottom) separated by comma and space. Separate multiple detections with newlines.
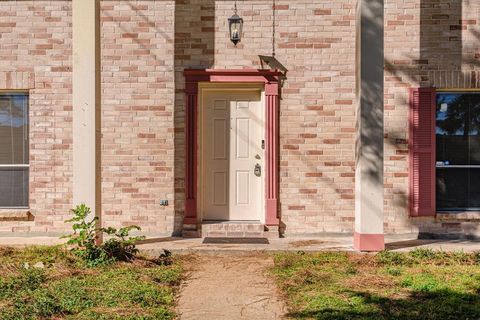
0, 0, 478, 238
174, 0, 216, 235
384, 0, 480, 238
0, 1, 72, 235
101, 1, 177, 236
173, 0, 357, 235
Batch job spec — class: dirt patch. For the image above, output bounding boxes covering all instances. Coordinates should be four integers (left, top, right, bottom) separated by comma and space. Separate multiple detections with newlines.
177, 253, 286, 320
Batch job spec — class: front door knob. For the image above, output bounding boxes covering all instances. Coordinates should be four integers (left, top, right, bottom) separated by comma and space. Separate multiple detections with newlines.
254, 163, 261, 177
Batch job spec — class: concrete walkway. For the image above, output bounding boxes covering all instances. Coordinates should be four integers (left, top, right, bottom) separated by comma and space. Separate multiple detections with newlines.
177, 253, 286, 319
0, 235, 479, 253
137, 236, 480, 255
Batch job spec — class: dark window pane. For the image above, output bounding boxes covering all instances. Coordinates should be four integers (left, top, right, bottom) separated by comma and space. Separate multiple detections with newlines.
436, 168, 468, 210
435, 134, 469, 165
469, 136, 480, 165
0, 94, 29, 165
469, 94, 480, 165
0, 168, 28, 207
468, 169, 480, 209
436, 93, 469, 165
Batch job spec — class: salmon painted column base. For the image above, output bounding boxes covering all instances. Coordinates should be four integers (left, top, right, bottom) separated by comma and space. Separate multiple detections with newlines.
354, 0, 385, 252
354, 232, 385, 252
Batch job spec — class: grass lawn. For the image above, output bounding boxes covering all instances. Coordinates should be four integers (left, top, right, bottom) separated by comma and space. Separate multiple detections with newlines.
0, 246, 183, 320
272, 249, 480, 320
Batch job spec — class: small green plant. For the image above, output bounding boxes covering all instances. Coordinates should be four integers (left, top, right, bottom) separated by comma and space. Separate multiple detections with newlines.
63, 204, 108, 266
344, 264, 358, 275
409, 248, 436, 260
155, 249, 173, 266
386, 266, 402, 276
63, 204, 145, 267
376, 250, 407, 265
102, 226, 145, 262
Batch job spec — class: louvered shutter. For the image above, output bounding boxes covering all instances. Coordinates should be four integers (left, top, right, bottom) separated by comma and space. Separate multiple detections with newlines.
409, 88, 436, 217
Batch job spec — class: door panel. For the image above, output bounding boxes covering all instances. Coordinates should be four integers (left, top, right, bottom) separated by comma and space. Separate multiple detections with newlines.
213, 118, 227, 160
212, 171, 227, 205
235, 170, 250, 205
203, 98, 230, 219
236, 118, 250, 159
202, 90, 264, 221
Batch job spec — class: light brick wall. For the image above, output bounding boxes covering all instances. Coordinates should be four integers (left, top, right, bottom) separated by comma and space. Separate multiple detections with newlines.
173, 0, 216, 235
384, 0, 480, 238
0, 1, 73, 235
101, 1, 177, 236
173, 0, 357, 235
0, 0, 478, 238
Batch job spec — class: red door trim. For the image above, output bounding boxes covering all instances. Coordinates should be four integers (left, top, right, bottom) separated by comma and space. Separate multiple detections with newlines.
184, 69, 281, 226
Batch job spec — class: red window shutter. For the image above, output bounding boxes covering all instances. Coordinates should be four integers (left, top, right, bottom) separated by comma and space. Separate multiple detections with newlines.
409, 88, 436, 217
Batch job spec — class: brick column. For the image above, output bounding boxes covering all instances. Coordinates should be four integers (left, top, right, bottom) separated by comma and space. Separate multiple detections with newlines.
72, 0, 101, 226
265, 82, 280, 226
354, 0, 385, 251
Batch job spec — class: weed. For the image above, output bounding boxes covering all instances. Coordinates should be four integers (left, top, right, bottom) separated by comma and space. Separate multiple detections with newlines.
102, 225, 145, 262
344, 264, 358, 275
63, 204, 145, 267
155, 249, 173, 266
385, 266, 402, 276
376, 250, 407, 265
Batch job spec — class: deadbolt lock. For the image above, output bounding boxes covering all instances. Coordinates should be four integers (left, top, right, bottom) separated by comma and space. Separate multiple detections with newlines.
254, 163, 261, 177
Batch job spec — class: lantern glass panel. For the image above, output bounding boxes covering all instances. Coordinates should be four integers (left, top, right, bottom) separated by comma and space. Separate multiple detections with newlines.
233, 22, 240, 39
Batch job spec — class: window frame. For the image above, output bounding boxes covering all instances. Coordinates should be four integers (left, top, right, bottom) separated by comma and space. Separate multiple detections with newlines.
0, 90, 30, 209
435, 89, 480, 212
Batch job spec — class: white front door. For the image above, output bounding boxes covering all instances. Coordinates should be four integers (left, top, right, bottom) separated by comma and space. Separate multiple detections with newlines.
201, 89, 264, 221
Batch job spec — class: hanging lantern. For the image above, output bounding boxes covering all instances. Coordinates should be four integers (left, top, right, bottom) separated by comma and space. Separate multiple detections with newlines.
228, 2, 243, 46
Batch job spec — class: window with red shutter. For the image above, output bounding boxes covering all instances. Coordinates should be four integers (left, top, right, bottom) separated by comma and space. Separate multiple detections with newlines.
409, 88, 436, 216
436, 92, 480, 211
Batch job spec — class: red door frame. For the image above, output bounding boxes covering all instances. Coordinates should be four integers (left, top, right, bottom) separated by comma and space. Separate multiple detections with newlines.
184, 69, 281, 226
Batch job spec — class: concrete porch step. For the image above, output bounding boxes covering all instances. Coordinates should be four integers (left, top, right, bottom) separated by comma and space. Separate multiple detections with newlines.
201, 221, 265, 238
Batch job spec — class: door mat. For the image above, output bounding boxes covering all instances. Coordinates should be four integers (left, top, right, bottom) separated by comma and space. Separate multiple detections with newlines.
203, 237, 269, 244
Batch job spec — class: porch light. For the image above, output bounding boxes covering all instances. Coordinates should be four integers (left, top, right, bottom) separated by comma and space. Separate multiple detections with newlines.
228, 1, 243, 46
